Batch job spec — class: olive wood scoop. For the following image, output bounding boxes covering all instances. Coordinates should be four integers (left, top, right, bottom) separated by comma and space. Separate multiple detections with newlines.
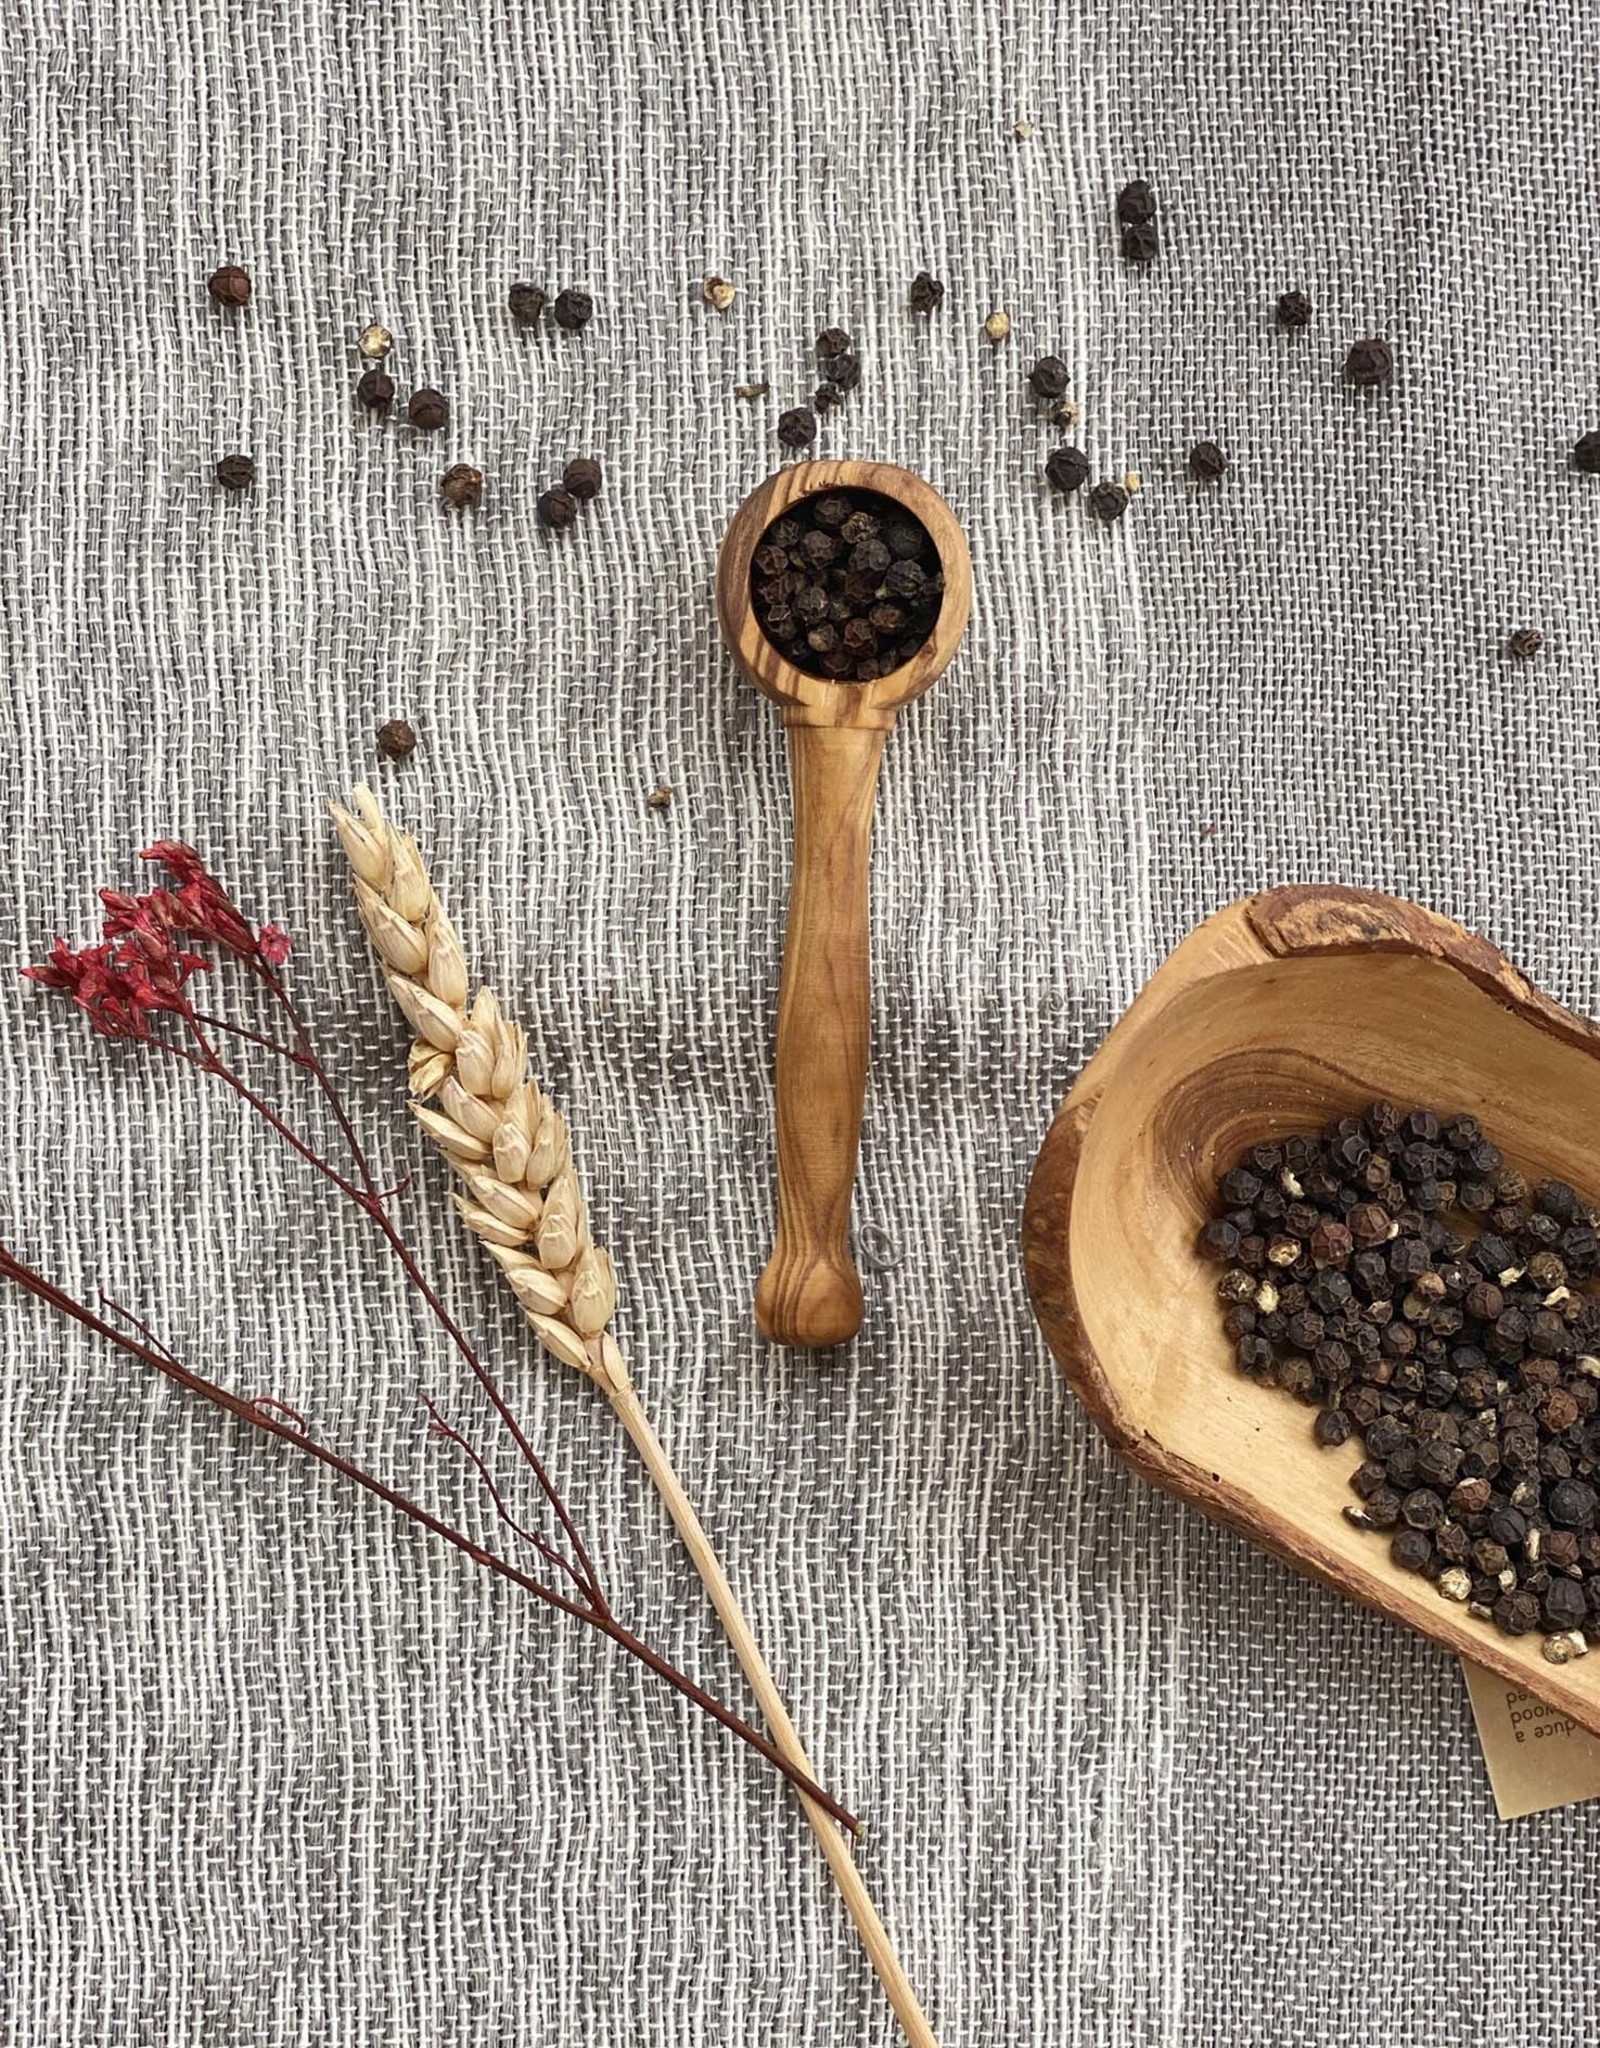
717, 460, 972, 1347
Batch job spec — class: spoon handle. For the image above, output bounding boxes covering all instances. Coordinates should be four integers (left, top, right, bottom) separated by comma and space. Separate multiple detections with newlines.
756, 721, 888, 1347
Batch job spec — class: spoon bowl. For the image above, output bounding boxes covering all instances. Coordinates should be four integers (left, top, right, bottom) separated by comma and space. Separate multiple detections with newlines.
1023, 884, 1600, 1735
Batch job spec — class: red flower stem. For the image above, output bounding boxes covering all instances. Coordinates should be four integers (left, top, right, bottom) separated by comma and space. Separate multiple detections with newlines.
154, 1028, 370, 1206
418, 1391, 578, 1583
169, 1008, 605, 1615
189, 1011, 308, 1064
0, 1244, 860, 1838
248, 962, 611, 1619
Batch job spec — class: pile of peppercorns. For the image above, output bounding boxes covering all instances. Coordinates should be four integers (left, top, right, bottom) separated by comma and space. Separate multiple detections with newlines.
750, 489, 943, 681
1204, 1102, 1600, 1663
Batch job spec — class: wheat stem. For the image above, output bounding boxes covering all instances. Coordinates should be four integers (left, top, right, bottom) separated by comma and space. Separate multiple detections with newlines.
330, 786, 938, 2048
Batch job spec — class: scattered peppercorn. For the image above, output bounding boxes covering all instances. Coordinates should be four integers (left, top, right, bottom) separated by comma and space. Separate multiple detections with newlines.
1344, 337, 1394, 386
408, 388, 449, 431
1030, 356, 1070, 400
215, 454, 255, 490
829, 353, 861, 393
1276, 290, 1312, 328
647, 783, 673, 810
703, 275, 736, 311
1089, 480, 1130, 523
813, 383, 843, 412
1508, 629, 1544, 660
1574, 431, 1600, 474
983, 310, 1011, 343
562, 456, 602, 501
376, 719, 416, 761
1116, 180, 1156, 224
358, 324, 393, 361
553, 289, 593, 332
508, 282, 547, 325
1046, 446, 1090, 495
440, 464, 483, 509
357, 368, 395, 412
909, 272, 945, 314
776, 407, 816, 451
536, 487, 578, 530
1207, 1099, 1600, 1653
207, 265, 251, 307
816, 328, 852, 364
749, 487, 943, 683
1189, 441, 1227, 483
1121, 222, 1159, 263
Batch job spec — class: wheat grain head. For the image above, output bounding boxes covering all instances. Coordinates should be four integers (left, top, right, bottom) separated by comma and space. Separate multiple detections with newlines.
330, 785, 625, 1393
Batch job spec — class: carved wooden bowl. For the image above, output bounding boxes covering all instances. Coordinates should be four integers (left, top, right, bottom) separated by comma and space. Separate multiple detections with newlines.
1023, 885, 1600, 1735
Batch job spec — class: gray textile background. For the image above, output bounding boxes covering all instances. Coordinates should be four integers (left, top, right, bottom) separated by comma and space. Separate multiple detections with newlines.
4, 2, 1600, 2043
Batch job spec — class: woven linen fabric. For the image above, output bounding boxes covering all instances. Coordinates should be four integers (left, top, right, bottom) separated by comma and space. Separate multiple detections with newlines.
5, 1, 1600, 2042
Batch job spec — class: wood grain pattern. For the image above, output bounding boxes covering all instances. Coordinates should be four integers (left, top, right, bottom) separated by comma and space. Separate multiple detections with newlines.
1022, 885, 1600, 1739
718, 461, 971, 1346
754, 724, 885, 1346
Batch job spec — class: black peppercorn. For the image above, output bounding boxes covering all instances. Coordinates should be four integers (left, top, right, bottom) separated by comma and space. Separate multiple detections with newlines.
777, 408, 817, 450
814, 383, 843, 412
440, 464, 483, 509
909, 272, 944, 314
1574, 431, 1600, 474
207, 264, 251, 307
508, 282, 547, 325
1344, 337, 1393, 387
562, 456, 602, 501
1188, 442, 1227, 483
1492, 1590, 1541, 1635
552, 289, 593, 332
1121, 222, 1159, 263
828, 353, 861, 393
816, 328, 852, 363
215, 454, 254, 490
376, 719, 416, 760
357, 368, 395, 412
1544, 1577, 1588, 1630
536, 487, 578, 530
1401, 1487, 1446, 1531
883, 559, 927, 598
1391, 1527, 1433, 1573
1276, 289, 1311, 328
408, 389, 449, 431
1508, 628, 1543, 660
1030, 356, 1070, 400
1116, 180, 1156, 224
1550, 1478, 1599, 1529
1089, 481, 1130, 523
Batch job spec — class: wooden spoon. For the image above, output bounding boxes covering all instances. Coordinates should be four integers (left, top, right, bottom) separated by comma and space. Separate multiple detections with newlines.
1022, 884, 1600, 1736
718, 460, 972, 1347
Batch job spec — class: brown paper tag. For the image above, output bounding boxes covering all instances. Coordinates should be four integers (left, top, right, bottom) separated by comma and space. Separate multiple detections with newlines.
1464, 1659, 1600, 1818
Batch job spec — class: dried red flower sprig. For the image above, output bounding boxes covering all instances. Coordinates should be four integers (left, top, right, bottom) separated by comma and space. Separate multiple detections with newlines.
6, 841, 856, 1835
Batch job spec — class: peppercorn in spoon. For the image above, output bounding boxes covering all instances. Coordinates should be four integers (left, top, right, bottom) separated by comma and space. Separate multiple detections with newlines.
717, 460, 971, 1347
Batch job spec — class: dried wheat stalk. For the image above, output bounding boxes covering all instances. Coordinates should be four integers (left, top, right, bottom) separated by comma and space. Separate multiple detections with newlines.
328, 784, 939, 2048
329, 786, 626, 1395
